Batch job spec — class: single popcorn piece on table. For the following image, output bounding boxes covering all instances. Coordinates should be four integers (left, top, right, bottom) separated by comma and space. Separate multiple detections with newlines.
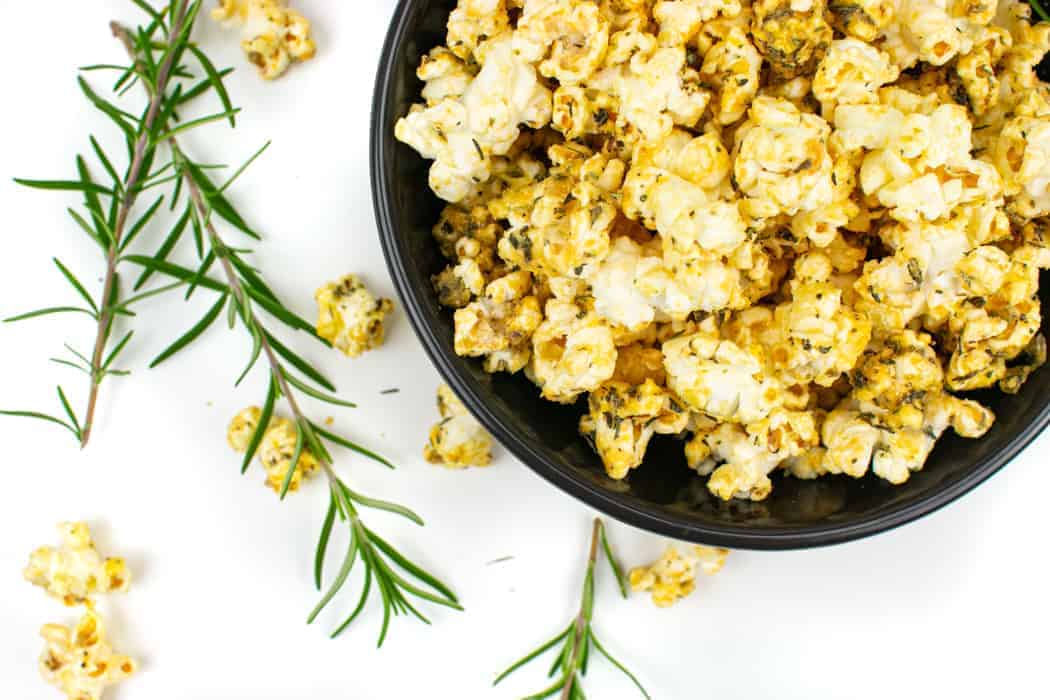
424, 384, 494, 468
630, 543, 729, 607
24, 522, 129, 606
39, 608, 136, 700
211, 0, 316, 80
227, 407, 320, 494
315, 275, 395, 358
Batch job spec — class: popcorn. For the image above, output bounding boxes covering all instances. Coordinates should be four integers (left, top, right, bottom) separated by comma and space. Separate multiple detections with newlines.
24, 523, 129, 606
629, 544, 729, 607
39, 609, 136, 700
579, 379, 688, 478
395, 36, 553, 202
733, 97, 836, 218
531, 298, 618, 402
424, 384, 494, 468
454, 271, 544, 374
399, 0, 1050, 502
211, 0, 316, 80
663, 317, 783, 424
751, 0, 833, 78
227, 407, 320, 494
315, 275, 394, 358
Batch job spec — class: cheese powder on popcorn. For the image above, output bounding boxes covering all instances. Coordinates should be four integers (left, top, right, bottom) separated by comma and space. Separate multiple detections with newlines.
398, 0, 1050, 503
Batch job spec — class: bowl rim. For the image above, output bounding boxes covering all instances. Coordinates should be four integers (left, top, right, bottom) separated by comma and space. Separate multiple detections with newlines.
370, 0, 1050, 549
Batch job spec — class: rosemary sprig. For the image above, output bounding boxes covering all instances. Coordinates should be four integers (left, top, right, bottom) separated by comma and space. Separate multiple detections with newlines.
495, 519, 649, 700
2, 0, 235, 446
111, 20, 462, 645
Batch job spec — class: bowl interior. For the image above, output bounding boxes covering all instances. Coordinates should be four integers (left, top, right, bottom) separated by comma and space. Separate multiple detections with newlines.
373, 0, 1050, 548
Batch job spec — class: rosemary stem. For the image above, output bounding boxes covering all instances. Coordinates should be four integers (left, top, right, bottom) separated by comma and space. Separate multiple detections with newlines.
115, 10, 341, 488
561, 518, 602, 700
79, 0, 191, 448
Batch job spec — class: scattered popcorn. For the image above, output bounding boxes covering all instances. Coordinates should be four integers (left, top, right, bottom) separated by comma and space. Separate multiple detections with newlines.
315, 275, 394, 358
39, 609, 136, 700
630, 544, 729, 607
211, 0, 316, 80
424, 384, 494, 468
227, 407, 320, 494
24, 523, 129, 607
396, 0, 1050, 502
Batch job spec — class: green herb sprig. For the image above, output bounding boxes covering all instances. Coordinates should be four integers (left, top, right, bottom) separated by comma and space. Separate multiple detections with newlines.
1, 0, 238, 446
495, 519, 650, 700
109, 15, 462, 645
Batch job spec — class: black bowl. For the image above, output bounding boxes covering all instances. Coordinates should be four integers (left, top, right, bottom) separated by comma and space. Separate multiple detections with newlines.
371, 0, 1050, 548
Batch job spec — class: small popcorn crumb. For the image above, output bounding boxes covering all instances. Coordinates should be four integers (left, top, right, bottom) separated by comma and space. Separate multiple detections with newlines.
39, 608, 136, 700
424, 384, 493, 468
24, 523, 130, 607
211, 0, 317, 80
324, 416, 334, 426
629, 544, 728, 607
227, 406, 320, 494
315, 275, 395, 358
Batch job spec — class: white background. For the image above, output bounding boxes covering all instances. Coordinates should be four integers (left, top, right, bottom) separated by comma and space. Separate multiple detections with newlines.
1, 2, 1048, 699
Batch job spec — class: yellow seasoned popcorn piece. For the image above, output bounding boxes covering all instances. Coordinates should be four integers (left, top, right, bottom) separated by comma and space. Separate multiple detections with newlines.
826, 0, 895, 41
579, 379, 688, 479
315, 275, 394, 359
663, 317, 783, 424
227, 407, 320, 494
454, 271, 544, 374
433, 258, 486, 308
812, 39, 899, 119
395, 35, 553, 202
699, 26, 762, 125
424, 384, 494, 468
211, 0, 316, 80
24, 523, 129, 607
531, 297, 618, 403
701, 409, 820, 500
629, 544, 729, 607
751, 0, 833, 78
515, 0, 612, 85
733, 97, 836, 218
39, 608, 136, 700
445, 0, 513, 63
589, 32, 711, 141
652, 0, 743, 47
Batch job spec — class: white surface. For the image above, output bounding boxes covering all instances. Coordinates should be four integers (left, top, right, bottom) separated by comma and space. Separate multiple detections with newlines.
0, 2, 1047, 699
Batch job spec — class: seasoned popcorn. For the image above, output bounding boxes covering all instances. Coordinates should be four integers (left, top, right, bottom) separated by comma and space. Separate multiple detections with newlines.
211, 0, 316, 80
424, 384, 494, 468
39, 609, 136, 700
24, 523, 129, 607
315, 275, 394, 358
227, 407, 320, 494
398, 0, 1050, 501
630, 544, 729, 607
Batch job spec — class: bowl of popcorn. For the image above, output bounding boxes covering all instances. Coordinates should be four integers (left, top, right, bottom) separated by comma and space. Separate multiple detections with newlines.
372, 0, 1050, 548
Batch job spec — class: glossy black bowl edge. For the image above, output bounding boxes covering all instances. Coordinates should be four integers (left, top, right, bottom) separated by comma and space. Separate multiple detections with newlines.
370, 0, 1050, 549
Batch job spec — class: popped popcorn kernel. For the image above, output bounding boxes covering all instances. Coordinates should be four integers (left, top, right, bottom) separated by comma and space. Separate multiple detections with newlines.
39, 609, 136, 700
630, 544, 729, 607
227, 407, 320, 494
424, 384, 494, 468
24, 523, 129, 606
211, 0, 316, 80
315, 275, 394, 358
